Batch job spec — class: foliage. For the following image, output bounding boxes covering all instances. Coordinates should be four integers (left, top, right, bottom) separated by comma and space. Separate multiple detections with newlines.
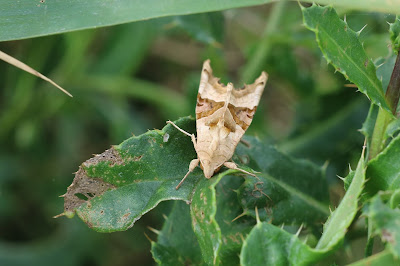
2, 1, 400, 265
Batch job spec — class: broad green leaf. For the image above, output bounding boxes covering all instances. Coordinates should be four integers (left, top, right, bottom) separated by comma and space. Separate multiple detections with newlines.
151, 201, 204, 265
349, 250, 400, 266
316, 151, 365, 249
62, 117, 257, 263
152, 176, 254, 266
235, 137, 329, 225
3, 1, 400, 42
241, 149, 366, 265
190, 172, 225, 266
62, 117, 201, 232
216, 176, 255, 265
301, 5, 391, 113
366, 133, 400, 195
390, 16, 400, 54
365, 192, 400, 258
240, 222, 324, 266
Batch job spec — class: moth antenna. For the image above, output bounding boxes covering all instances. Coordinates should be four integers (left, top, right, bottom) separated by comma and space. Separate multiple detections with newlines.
166, 120, 193, 138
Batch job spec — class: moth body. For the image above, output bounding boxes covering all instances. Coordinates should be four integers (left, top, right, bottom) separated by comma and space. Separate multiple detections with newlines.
168, 59, 267, 189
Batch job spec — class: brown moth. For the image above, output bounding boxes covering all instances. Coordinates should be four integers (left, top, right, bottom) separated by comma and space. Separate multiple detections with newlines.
168, 59, 267, 189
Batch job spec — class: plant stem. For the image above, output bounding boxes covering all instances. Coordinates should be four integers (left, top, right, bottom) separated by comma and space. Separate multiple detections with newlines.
386, 52, 400, 114
365, 218, 374, 257
369, 52, 400, 159
240, 0, 286, 84
369, 108, 392, 159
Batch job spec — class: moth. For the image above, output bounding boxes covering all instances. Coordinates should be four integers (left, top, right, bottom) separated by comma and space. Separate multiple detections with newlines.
168, 59, 267, 189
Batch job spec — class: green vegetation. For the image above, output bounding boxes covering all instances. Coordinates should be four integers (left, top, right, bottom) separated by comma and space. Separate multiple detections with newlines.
2, 1, 400, 265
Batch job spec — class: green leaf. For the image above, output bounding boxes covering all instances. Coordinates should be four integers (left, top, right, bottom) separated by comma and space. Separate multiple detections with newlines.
190, 172, 225, 266
366, 133, 400, 195
216, 176, 255, 265
241, 149, 366, 265
3, 1, 400, 42
390, 16, 400, 54
62, 117, 257, 264
301, 5, 390, 113
62, 117, 201, 232
152, 176, 254, 266
316, 150, 365, 249
240, 222, 324, 266
151, 201, 204, 265
366, 192, 400, 258
235, 137, 329, 225
349, 250, 400, 266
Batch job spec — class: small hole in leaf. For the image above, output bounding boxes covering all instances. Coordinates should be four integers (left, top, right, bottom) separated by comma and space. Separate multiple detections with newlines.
75, 193, 88, 201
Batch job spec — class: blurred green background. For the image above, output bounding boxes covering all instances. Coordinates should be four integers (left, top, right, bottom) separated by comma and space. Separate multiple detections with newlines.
0, 2, 394, 265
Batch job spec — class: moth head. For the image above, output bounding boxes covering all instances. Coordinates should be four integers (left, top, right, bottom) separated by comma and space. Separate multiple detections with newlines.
201, 160, 215, 179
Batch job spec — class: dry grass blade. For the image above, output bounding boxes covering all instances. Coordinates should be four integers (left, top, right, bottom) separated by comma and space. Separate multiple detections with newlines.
0, 50, 72, 97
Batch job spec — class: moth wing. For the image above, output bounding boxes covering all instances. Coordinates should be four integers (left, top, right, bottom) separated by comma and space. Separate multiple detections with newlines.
198, 59, 227, 102
230, 72, 268, 131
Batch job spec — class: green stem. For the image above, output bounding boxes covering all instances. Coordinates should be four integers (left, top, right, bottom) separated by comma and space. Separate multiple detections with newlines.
364, 218, 374, 257
369, 108, 392, 159
369, 52, 400, 159
386, 52, 400, 114
240, 0, 286, 84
